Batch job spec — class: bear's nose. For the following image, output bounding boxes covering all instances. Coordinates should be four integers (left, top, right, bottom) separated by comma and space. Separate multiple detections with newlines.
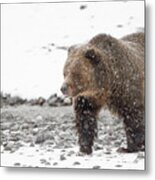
60, 83, 68, 95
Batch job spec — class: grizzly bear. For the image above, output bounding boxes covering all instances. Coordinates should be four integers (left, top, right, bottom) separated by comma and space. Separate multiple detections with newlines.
61, 32, 144, 154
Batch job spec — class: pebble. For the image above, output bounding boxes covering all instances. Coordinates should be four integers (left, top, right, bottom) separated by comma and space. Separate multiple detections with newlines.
67, 150, 75, 156
79, 5, 87, 10
92, 165, 101, 169
63, 97, 72, 105
4, 142, 14, 151
29, 142, 35, 147
137, 152, 145, 159
53, 162, 58, 166
21, 123, 29, 130
94, 145, 103, 151
40, 158, 47, 164
14, 162, 21, 166
1, 123, 11, 130
11, 125, 19, 131
32, 128, 39, 135
36, 115, 43, 121
73, 161, 80, 165
60, 154, 66, 161
35, 132, 52, 144
115, 164, 122, 167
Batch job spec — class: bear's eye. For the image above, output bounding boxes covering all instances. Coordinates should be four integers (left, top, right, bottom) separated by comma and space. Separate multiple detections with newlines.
72, 72, 81, 80
85, 48, 100, 65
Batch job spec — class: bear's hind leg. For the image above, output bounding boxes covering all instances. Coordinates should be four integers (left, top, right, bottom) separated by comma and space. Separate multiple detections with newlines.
124, 124, 145, 152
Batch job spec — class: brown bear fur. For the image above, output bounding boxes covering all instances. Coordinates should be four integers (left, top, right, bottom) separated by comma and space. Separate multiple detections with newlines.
62, 32, 144, 154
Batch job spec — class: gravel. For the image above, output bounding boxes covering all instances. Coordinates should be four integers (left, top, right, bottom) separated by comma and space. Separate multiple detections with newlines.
1, 105, 144, 169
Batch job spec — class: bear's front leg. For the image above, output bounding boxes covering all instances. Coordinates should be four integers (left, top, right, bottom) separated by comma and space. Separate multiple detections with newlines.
74, 93, 102, 154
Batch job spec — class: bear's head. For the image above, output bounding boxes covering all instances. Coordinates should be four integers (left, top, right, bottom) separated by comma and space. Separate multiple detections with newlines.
61, 34, 119, 97
61, 44, 105, 97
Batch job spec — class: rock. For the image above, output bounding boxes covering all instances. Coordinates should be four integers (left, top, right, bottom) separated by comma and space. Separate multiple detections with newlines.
36, 115, 43, 121
63, 97, 72, 106
47, 94, 58, 106
9, 96, 26, 106
14, 162, 21, 166
79, 5, 87, 10
45, 161, 51, 166
30, 142, 35, 147
114, 141, 122, 147
32, 128, 39, 135
36, 97, 46, 106
21, 123, 29, 130
64, 144, 73, 148
117, 24, 123, 28
9, 136, 20, 142
53, 162, 58, 166
4, 142, 14, 151
92, 165, 100, 169
35, 132, 53, 144
73, 161, 80, 165
60, 154, 66, 161
1, 123, 11, 130
137, 152, 145, 159
11, 124, 19, 131
115, 164, 122, 167
61, 149, 66, 152
94, 145, 103, 151
40, 158, 47, 164
29, 97, 46, 106
67, 150, 75, 156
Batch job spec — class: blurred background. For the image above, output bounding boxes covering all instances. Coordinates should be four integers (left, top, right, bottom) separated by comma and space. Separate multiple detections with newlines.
1, 1, 144, 100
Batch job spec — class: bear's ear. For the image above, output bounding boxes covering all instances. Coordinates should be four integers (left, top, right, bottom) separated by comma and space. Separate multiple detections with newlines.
89, 34, 119, 54
68, 45, 76, 53
85, 48, 100, 65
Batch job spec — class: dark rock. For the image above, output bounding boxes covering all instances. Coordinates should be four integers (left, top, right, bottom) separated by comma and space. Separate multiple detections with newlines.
60, 154, 66, 161
14, 162, 21, 166
56, 46, 68, 51
67, 150, 75, 156
47, 94, 58, 106
94, 145, 103, 151
40, 158, 47, 164
80, 5, 87, 10
4, 142, 14, 151
35, 132, 53, 144
53, 162, 58, 166
11, 125, 19, 131
9, 96, 26, 106
93, 165, 100, 169
21, 123, 29, 130
1, 123, 11, 130
29, 97, 46, 106
137, 152, 145, 159
73, 161, 80, 165
30, 142, 35, 147
49, 43, 55, 46
0, 93, 27, 106
115, 164, 122, 167
117, 24, 123, 28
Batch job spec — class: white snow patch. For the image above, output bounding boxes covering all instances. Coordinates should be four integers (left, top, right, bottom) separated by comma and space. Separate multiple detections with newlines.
1, 145, 145, 170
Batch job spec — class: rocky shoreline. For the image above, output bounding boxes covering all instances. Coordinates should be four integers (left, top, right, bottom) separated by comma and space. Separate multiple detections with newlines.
0, 92, 72, 107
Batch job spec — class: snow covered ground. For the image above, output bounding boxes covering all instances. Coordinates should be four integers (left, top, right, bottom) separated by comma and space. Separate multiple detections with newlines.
1, 145, 145, 170
1, 105, 145, 170
1, 0, 144, 99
